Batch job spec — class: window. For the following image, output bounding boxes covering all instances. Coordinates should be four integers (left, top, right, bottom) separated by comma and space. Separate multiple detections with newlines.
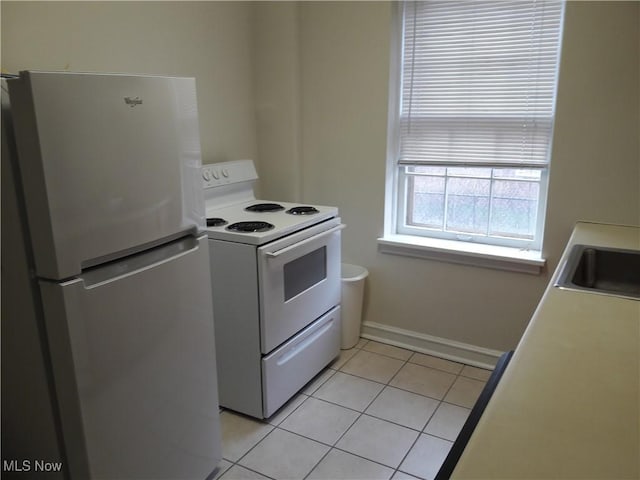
385, 1, 564, 254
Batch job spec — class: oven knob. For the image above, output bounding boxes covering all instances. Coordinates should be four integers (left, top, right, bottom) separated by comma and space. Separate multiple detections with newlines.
203, 170, 211, 181
222, 168, 229, 178
212, 170, 220, 180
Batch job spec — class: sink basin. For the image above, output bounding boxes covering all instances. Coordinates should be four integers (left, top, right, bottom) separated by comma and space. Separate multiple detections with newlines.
555, 244, 640, 300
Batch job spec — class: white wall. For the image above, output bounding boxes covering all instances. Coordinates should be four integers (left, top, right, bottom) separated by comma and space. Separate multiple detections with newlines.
544, 1, 640, 268
257, 1, 640, 353
1, 1, 257, 166
251, 2, 301, 201
4, 1, 639, 356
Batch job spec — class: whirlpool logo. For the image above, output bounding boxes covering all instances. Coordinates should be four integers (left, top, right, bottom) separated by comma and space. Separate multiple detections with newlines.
124, 96, 143, 107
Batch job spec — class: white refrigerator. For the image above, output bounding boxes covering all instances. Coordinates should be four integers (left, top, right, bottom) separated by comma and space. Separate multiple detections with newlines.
1, 71, 222, 479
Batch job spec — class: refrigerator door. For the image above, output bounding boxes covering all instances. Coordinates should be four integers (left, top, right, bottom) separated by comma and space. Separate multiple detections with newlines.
39, 235, 221, 480
8, 71, 204, 280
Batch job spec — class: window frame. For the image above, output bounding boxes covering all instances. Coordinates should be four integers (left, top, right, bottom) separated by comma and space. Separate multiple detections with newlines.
396, 165, 550, 250
383, 0, 563, 257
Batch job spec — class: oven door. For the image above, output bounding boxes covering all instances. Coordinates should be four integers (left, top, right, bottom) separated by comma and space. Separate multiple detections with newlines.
258, 218, 343, 353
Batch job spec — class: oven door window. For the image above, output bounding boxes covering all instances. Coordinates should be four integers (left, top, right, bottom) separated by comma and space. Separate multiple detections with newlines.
283, 247, 327, 301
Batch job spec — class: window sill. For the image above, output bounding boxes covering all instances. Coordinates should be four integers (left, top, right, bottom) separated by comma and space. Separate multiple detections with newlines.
377, 234, 546, 274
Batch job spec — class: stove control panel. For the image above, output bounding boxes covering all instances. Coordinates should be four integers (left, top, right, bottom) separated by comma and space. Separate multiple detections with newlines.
202, 160, 258, 189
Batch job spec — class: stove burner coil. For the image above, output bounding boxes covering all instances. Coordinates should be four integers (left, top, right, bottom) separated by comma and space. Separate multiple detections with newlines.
226, 221, 275, 233
286, 206, 320, 215
245, 203, 285, 213
206, 217, 228, 227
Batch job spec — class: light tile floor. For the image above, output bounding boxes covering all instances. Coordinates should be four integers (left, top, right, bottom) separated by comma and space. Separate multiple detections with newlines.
214, 339, 492, 480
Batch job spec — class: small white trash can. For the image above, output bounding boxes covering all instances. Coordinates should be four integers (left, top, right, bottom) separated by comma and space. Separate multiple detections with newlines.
341, 263, 369, 349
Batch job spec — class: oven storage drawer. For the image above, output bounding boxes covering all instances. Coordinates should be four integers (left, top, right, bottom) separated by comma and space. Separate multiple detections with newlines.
262, 306, 341, 418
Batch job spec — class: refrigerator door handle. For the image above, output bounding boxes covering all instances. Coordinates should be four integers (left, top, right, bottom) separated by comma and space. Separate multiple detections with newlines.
79, 235, 201, 289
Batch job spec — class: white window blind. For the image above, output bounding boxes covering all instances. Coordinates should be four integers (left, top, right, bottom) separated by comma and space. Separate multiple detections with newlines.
400, 0, 564, 168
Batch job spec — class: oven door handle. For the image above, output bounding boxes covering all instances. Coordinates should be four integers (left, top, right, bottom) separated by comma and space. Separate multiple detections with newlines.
265, 224, 345, 258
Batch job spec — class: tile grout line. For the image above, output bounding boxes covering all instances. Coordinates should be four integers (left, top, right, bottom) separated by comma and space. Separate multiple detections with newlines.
305, 364, 404, 479
218, 339, 486, 479
226, 342, 371, 480
302, 346, 416, 479
303, 343, 471, 478
384, 352, 430, 480
332, 347, 420, 478
390, 363, 477, 479
320, 367, 476, 411
306, 360, 394, 477
221, 400, 460, 480
325, 342, 482, 479
344, 346, 487, 386
299, 341, 374, 480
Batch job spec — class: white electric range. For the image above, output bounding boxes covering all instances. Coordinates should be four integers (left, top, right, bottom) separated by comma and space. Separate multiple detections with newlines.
203, 160, 343, 418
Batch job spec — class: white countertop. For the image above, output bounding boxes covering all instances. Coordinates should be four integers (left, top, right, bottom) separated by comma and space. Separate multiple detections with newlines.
452, 222, 640, 479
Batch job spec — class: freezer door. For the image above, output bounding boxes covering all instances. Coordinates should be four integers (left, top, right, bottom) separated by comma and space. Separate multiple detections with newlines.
38, 235, 221, 480
8, 71, 204, 279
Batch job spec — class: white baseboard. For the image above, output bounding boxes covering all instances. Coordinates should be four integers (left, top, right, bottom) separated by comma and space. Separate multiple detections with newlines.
360, 321, 504, 370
